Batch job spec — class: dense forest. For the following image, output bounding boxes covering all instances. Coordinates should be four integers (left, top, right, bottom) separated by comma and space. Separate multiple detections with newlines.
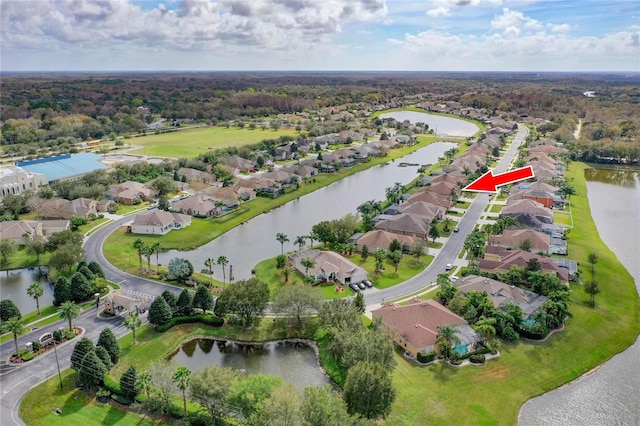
1, 72, 638, 162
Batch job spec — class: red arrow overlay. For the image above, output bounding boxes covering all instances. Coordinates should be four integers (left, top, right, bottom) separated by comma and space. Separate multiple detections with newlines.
463, 166, 535, 193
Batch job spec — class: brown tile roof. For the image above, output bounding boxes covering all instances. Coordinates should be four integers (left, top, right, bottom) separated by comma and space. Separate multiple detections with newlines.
479, 248, 569, 282
489, 229, 550, 252
502, 199, 552, 218
371, 300, 467, 350
408, 190, 452, 209
374, 213, 429, 237
132, 210, 191, 227
356, 230, 415, 251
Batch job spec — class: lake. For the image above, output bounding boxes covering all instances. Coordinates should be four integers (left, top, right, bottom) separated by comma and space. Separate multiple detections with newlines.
0, 268, 54, 314
518, 165, 640, 425
378, 110, 479, 137
168, 338, 332, 389
157, 141, 457, 279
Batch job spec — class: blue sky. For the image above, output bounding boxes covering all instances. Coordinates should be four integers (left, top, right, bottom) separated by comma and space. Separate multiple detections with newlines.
1, 0, 638, 72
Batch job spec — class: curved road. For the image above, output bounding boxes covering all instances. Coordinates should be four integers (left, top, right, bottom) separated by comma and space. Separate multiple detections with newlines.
0, 125, 527, 425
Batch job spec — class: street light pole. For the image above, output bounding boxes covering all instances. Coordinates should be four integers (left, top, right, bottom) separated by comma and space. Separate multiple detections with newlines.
53, 340, 63, 389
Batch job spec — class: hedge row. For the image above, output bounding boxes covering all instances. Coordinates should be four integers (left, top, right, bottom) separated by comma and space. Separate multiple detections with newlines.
517, 327, 549, 340
155, 314, 224, 332
459, 347, 491, 360
416, 352, 435, 364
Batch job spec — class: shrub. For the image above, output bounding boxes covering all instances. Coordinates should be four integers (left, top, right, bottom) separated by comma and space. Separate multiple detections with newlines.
65, 330, 76, 340
155, 314, 224, 332
469, 354, 486, 364
416, 352, 435, 364
96, 388, 111, 403
111, 393, 132, 405
21, 352, 35, 362
53, 330, 63, 341
31, 341, 41, 352
103, 374, 121, 394
518, 326, 549, 340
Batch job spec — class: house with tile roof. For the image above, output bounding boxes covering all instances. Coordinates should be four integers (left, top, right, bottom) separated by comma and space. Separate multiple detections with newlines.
371, 299, 483, 358
374, 213, 430, 240
489, 229, 551, 253
355, 230, 415, 253
131, 210, 191, 235
454, 274, 548, 317
0, 219, 69, 244
479, 247, 569, 283
288, 250, 367, 285
500, 199, 553, 228
171, 194, 220, 217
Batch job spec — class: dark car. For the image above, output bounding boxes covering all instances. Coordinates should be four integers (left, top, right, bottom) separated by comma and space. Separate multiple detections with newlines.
349, 283, 360, 293
363, 279, 374, 288
357, 281, 367, 290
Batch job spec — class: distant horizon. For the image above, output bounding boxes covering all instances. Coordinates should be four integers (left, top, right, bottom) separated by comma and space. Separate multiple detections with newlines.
1, 0, 637, 73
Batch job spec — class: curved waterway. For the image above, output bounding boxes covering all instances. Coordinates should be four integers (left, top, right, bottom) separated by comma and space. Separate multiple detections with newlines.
379, 111, 479, 137
519, 165, 640, 425
157, 141, 457, 279
168, 338, 332, 389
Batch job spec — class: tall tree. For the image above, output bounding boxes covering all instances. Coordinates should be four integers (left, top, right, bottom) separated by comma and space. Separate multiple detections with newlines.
294, 235, 307, 251
584, 279, 600, 308
215, 278, 270, 327
301, 257, 315, 277
0, 299, 21, 322
274, 284, 322, 328
412, 240, 427, 264
587, 252, 599, 278
78, 349, 107, 391
254, 382, 303, 426
189, 365, 240, 421
70, 337, 94, 370
95, 346, 113, 371
172, 366, 191, 417
149, 296, 172, 326
133, 238, 144, 269
204, 257, 215, 285
26, 281, 44, 315
388, 250, 402, 274
151, 242, 162, 272
276, 232, 290, 255
374, 248, 386, 275
354, 291, 365, 314
1, 316, 24, 358
120, 365, 139, 401
192, 285, 214, 312
428, 225, 441, 243
135, 370, 152, 399
435, 325, 459, 361
59, 300, 80, 331
343, 361, 395, 420
176, 288, 193, 316
217, 255, 229, 283
228, 374, 283, 420
0, 239, 17, 269
142, 243, 154, 270
302, 385, 351, 426
124, 313, 142, 345
97, 328, 120, 365
24, 237, 47, 263
473, 316, 497, 341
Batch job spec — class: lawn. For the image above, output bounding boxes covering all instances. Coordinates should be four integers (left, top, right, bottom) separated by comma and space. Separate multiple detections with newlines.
553, 211, 573, 227
490, 204, 504, 213
2, 247, 52, 270
385, 162, 640, 425
76, 218, 110, 235
129, 126, 297, 158
20, 369, 167, 426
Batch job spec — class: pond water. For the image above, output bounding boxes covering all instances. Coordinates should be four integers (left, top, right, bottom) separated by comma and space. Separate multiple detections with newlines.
157, 141, 457, 279
168, 338, 332, 389
378, 111, 479, 137
519, 165, 640, 425
0, 268, 54, 314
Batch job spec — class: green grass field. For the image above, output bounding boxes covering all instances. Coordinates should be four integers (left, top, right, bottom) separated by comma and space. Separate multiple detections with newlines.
553, 211, 573, 227
129, 126, 297, 157
490, 204, 504, 213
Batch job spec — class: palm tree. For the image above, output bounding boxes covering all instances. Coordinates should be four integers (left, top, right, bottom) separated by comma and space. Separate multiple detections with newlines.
142, 243, 154, 270
435, 325, 460, 361
172, 366, 191, 417
276, 233, 289, 255
133, 238, 144, 269
135, 370, 152, 398
151, 242, 162, 272
27, 281, 44, 315
1, 317, 24, 358
217, 256, 229, 283
374, 248, 386, 276
301, 258, 315, 277
294, 235, 306, 251
124, 313, 142, 344
204, 257, 215, 286
473, 316, 497, 341
59, 301, 81, 331
443, 217, 452, 232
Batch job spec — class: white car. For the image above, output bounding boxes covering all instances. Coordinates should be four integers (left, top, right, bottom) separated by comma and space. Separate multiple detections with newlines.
445, 263, 453, 271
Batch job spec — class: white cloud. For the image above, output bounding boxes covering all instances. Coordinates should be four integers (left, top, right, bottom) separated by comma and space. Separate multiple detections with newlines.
427, 6, 451, 17
549, 23, 571, 33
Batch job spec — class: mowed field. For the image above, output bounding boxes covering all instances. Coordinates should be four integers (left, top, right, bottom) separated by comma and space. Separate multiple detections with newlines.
129, 126, 297, 158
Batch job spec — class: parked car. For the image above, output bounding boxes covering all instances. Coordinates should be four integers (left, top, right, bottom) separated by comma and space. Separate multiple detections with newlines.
453, 226, 459, 232
363, 279, 374, 288
357, 281, 367, 290
349, 283, 360, 293
445, 263, 453, 271
450, 275, 459, 283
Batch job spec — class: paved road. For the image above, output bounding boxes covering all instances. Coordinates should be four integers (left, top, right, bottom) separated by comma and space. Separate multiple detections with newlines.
364, 124, 528, 304
0, 124, 527, 425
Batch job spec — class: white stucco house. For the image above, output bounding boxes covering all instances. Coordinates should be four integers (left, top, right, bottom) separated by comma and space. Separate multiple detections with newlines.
130, 210, 191, 235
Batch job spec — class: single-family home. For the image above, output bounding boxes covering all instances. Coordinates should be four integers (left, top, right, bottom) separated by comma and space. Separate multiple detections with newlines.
177, 167, 216, 184
454, 274, 548, 318
500, 199, 553, 228
355, 230, 415, 253
371, 299, 483, 359
374, 213, 430, 240
407, 190, 453, 210
105, 181, 157, 205
288, 250, 367, 285
172, 194, 220, 217
0, 219, 71, 244
479, 246, 569, 283
131, 210, 191, 235
489, 229, 551, 253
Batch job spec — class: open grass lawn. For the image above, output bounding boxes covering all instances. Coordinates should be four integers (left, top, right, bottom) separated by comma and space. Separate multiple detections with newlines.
20, 369, 167, 426
2, 247, 52, 271
129, 126, 297, 157
553, 210, 573, 227
385, 162, 640, 425
350, 254, 432, 290
490, 204, 504, 213
76, 218, 110, 235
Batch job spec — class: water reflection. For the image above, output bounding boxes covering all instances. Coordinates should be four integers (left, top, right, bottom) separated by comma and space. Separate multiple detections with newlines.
584, 165, 639, 187
169, 338, 331, 389
0, 268, 54, 314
